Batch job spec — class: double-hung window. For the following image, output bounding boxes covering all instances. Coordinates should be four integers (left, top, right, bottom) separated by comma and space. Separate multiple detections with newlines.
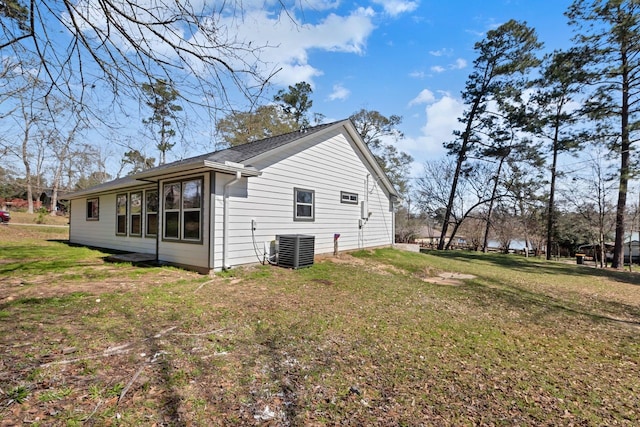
129, 191, 142, 236
116, 194, 127, 235
146, 190, 158, 237
182, 180, 202, 240
164, 183, 181, 239
294, 188, 314, 221
163, 178, 203, 242
86, 198, 99, 220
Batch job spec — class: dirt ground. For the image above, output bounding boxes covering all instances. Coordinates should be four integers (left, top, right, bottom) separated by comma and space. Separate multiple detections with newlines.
0, 263, 199, 303
2, 225, 639, 426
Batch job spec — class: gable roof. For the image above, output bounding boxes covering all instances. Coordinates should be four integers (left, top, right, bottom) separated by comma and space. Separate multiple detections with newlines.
66, 119, 399, 199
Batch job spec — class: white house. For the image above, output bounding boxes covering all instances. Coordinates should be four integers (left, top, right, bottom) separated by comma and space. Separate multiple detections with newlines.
66, 120, 400, 273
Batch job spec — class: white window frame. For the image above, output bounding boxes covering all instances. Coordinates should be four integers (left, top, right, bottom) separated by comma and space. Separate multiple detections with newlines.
145, 190, 158, 237
163, 182, 181, 240
116, 193, 127, 235
129, 191, 142, 237
340, 191, 358, 205
162, 178, 203, 243
181, 179, 202, 242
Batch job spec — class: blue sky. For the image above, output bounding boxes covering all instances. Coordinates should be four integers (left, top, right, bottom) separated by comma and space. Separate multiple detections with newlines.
3, 0, 580, 180
243, 0, 576, 178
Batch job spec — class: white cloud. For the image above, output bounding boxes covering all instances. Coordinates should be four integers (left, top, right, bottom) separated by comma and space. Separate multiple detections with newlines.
428, 48, 453, 57
372, 0, 419, 16
70, 1, 377, 89
409, 89, 435, 106
328, 84, 350, 101
399, 92, 465, 177
429, 58, 467, 75
452, 58, 467, 69
409, 70, 426, 79
221, 7, 376, 86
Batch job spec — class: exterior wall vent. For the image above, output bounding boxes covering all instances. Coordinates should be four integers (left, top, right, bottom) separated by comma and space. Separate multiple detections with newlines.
277, 234, 315, 269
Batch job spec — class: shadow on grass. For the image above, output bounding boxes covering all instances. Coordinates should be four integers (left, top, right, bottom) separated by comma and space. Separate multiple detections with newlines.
0, 292, 91, 312
460, 275, 640, 328
424, 250, 640, 287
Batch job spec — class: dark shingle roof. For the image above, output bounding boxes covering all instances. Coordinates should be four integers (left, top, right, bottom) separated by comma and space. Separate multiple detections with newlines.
64, 121, 348, 199
206, 120, 341, 163
134, 120, 344, 175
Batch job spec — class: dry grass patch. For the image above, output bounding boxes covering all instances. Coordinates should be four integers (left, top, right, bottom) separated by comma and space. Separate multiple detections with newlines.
0, 231, 639, 425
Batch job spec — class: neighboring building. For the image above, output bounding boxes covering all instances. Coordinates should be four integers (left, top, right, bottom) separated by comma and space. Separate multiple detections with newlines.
413, 225, 441, 246
40, 190, 68, 213
414, 226, 467, 248
65, 120, 399, 273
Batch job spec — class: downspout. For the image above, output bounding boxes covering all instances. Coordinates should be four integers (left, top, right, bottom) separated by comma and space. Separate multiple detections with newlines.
223, 171, 242, 270
155, 181, 160, 264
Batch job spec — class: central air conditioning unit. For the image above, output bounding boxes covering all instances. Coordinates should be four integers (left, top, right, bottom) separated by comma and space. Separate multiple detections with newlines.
276, 234, 315, 269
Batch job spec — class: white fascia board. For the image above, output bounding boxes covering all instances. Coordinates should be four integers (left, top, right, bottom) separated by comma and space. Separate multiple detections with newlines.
203, 160, 262, 177
243, 120, 399, 198
133, 160, 261, 181
341, 120, 400, 198
64, 178, 143, 199
65, 161, 261, 200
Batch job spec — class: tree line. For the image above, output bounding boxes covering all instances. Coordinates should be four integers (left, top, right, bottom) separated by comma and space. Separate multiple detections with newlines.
409, 1, 640, 270
0, 1, 413, 217
1, 0, 639, 272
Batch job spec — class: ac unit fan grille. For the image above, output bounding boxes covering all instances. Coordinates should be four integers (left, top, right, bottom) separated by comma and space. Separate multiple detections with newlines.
277, 234, 315, 269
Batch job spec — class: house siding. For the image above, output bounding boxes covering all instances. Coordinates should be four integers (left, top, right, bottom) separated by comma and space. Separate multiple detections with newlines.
218, 128, 394, 269
66, 121, 396, 273
69, 187, 157, 254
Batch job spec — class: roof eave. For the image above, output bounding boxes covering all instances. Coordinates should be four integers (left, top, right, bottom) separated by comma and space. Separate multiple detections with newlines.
341, 120, 400, 198
240, 120, 400, 198
132, 160, 261, 181
65, 160, 261, 199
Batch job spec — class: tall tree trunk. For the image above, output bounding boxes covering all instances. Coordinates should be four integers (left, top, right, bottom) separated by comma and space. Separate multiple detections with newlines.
439, 99, 481, 250
546, 120, 560, 260
21, 121, 33, 214
50, 161, 64, 216
612, 48, 630, 270
482, 157, 506, 253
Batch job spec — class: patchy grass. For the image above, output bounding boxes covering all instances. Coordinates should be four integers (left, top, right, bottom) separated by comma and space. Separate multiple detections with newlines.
1, 228, 639, 425
5, 211, 69, 226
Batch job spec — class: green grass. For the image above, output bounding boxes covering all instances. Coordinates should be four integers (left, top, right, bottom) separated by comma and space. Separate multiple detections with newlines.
1, 231, 639, 425
0, 239, 102, 275
38, 387, 73, 403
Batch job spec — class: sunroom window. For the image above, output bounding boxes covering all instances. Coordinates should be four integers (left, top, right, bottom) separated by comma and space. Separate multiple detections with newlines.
116, 194, 127, 235
130, 191, 142, 236
146, 190, 158, 237
163, 178, 202, 242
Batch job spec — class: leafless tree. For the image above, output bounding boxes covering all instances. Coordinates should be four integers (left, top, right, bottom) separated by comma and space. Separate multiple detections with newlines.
562, 149, 617, 268
44, 107, 86, 214
415, 159, 496, 249
1, 1, 279, 124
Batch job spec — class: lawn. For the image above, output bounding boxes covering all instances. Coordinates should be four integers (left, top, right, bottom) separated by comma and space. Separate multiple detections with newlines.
0, 224, 638, 426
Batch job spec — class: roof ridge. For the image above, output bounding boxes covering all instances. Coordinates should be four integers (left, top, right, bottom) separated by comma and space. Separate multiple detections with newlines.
227, 119, 346, 150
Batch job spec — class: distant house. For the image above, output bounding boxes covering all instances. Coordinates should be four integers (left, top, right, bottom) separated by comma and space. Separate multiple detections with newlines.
65, 120, 400, 273
40, 190, 68, 213
414, 225, 441, 246
414, 225, 467, 248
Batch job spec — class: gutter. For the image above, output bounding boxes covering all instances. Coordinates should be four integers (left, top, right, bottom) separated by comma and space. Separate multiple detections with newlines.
222, 170, 242, 270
